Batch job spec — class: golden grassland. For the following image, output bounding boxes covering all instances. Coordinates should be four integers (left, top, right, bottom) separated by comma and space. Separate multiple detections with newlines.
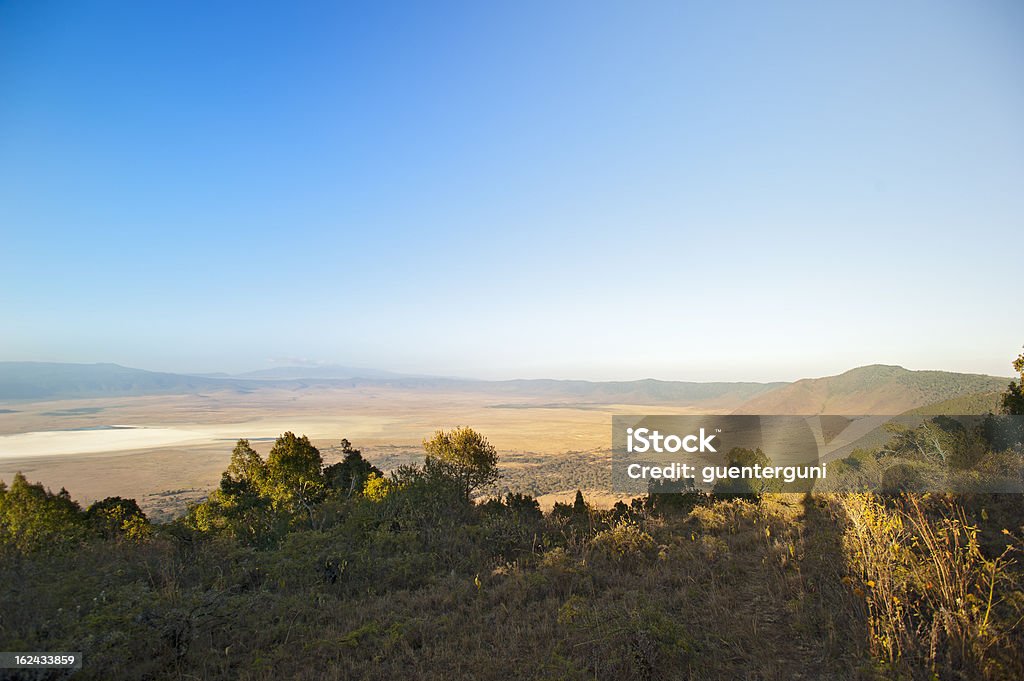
0, 386, 708, 518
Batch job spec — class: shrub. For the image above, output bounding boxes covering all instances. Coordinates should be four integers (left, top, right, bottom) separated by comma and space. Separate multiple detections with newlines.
589, 519, 655, 566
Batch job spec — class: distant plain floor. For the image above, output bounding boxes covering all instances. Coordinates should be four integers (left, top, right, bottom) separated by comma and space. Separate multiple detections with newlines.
0, 386, 706, 519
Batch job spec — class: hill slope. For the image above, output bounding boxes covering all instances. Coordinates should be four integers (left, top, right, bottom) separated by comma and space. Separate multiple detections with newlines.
903, 391, 1005, 416
734, 365, 1010, 415
0, 362, 247, 400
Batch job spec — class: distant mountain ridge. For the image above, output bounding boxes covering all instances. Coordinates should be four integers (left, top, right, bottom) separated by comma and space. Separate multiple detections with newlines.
0, 362, 780, 405
230, 365, 412, 381
0, 362, 245, 401
0, 362, 1009, 412
734, 364, 1009, 415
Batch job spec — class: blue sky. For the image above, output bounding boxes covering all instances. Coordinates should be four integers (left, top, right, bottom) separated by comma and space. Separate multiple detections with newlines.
1, 1, 1022, 381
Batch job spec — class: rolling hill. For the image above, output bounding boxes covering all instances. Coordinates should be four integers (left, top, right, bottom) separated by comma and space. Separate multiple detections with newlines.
733, 364, 1010, 415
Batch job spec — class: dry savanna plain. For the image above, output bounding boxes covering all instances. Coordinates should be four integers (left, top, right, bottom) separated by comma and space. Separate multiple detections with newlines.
0, 362, 1010, 521
0, 385, 710, 520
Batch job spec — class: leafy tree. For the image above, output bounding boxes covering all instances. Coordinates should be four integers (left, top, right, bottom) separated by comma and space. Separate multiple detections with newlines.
186, 482, 285, 547
190, 433, 327, 540
362, 472, 393, 501
225, 439, 267, 489
503, 492, 543, 521
375, 463, 470, 533
422, 426, 499, 501
264, 432, 326, 525
323, 439, 382, 496
0, 473, 89, 551
86, 496, 151, 541
1002, 347, 1024, 416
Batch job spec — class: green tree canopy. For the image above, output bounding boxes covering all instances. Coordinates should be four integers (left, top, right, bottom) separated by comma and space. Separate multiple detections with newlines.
264, 432, 326, 522
1001, 347, 1024, 416
0, 473, 89, 552
423, 426, 499, 500
323, 439, 382, 496
225, 439, 267, 490
86, 496, 150, 540
187, 482, 285, 547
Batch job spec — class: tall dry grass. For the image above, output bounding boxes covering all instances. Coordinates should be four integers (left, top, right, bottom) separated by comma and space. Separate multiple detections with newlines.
838, 493, 1024, 679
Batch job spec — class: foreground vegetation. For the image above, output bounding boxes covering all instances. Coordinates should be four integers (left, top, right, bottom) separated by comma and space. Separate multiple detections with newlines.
2, 449, 1022, 679
1, 354, 1023, 680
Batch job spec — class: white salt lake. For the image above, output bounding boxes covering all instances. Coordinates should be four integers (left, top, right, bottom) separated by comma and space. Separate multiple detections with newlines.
0, 425, 218, 458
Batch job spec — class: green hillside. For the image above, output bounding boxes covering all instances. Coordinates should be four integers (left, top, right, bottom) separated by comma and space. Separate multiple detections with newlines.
903, 390, 1005, 416
735, 364, 1010, 415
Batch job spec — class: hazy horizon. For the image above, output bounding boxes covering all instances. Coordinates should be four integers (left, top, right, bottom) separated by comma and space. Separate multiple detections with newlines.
2, 1, 1022, 382
0, 356, 1016, 385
